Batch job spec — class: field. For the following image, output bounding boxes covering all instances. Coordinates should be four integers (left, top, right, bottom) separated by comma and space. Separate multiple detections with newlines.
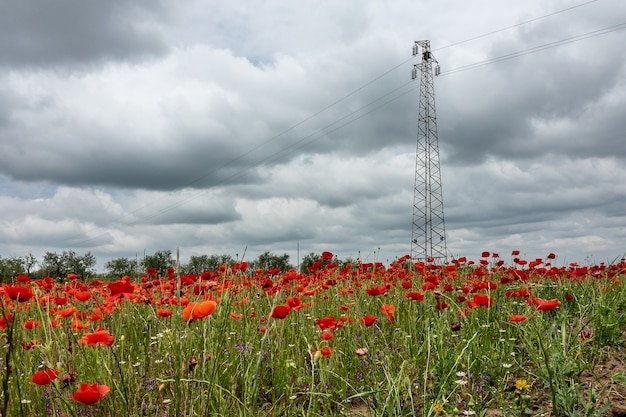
1, 251, 626, 417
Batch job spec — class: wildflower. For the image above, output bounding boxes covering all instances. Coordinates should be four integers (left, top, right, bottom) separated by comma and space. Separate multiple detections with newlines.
3, 284, 34, 302
380, 304, 396, 322
31, 369, 60, 385
157, 308, 172, 318
433, 403, 444, 413
509, 315, 527, 323
320, 346, 332, 356
515, 379, 531, 392
355, 347, 368, 356
451, 321, 462, 331
74, 291, 91, 302
320, 251, 334, 260
320, 331, 334, 340
79, 327, 115, 346
70, 384, 110, 405
23, 319, 42, 330
360, 315, 377, 326
270, 305, 291, 319
406, 291, 425, 301
532, 298, 560, 311
183, 300, 217, 321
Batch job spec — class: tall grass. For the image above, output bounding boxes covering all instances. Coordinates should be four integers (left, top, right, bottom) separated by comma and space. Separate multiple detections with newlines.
1, 255, 625, 416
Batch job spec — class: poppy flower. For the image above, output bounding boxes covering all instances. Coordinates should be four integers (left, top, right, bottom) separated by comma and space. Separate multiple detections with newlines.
509, 315, 527, 323
286, 297, 302, 309
183, 300, 218, 321
23, 319, 42, 330
320, 331, 334, 340
3, 284, 34, 302
315, 316, 341, 330
360, 315, 377, 326
406, 291, 425, 301
320, 346, 332, 356
70, 384, 110, 405
270, 305, 291, 319
21, 339, 41, 350
157, 308, 173, 318
320, 251, 334, 260
79, 328, 115, 346
230, 312, 243, 320
31, 369, 60, 385
74, 291, 91, 302
532, 298, 561, 311
0, 313, 13, 330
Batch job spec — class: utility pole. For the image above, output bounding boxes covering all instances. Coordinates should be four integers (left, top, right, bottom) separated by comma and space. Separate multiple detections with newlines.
410, 40, 447, 261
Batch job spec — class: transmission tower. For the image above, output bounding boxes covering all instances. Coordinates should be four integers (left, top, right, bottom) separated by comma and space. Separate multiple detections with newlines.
410, 40, 447, 261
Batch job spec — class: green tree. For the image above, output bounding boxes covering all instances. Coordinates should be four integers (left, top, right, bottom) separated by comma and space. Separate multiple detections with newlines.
299, 252, 319, 273
0, 256, 26, 283
180, 254, 236, 275
104, 257, 140, 279
40, 250, 96, 280
252, 251, 292, 272
141, 250, 175, 277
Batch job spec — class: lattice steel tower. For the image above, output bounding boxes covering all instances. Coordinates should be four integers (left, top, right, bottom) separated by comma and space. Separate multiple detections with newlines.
410, 40, 447, 261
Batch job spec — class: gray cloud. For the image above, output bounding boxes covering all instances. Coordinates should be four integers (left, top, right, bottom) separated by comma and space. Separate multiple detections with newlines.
0, 0, 169, 68
0, 0, 625, 270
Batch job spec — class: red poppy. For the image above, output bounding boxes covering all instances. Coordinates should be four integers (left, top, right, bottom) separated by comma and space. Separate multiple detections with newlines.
15, 274, 31, 283
3, 284, 34, 302
532, 298, 561, 311
230, 312, 243, 320
360, 315, 377, 326
21, 339, 41, 350
31, 369, 60, 385
23, 319, 42, 330
0, 313, 12, 330
286, 297, 302, 309
365, 285, 387, 296
183, 300, 218, 321
320, 251, 334, 260
315, 316, 341, 330
435, 301, 449, 310
70, 384, 110, 405
320, 331, 334, 340
468, 294, 493, 308
157, 308, 173, 318
79, 327, 115, 346
74, 291, 91, 302
32, 368, 59, 385
509, 315, 527, 323
320, 346, 332, 356
406, 291, 425, 301
270, 305, 291, 319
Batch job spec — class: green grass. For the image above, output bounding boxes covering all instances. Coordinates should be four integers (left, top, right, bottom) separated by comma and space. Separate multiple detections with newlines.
1, 256, 625, 416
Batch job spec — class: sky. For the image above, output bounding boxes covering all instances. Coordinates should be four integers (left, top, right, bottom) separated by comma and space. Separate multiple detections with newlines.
0, 0, 625, 271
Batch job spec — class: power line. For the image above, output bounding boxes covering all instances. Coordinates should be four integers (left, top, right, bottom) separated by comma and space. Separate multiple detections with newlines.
440, 22, 626, 76
72, 1, 612, 245
434, 0, 602, 51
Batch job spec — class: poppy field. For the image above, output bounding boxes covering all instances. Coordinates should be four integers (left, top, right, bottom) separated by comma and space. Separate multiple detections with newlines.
1, 251, 626, 417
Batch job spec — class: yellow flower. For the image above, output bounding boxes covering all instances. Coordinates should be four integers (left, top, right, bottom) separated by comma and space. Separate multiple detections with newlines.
515, 379, 531, 391
433, 403, 444, 413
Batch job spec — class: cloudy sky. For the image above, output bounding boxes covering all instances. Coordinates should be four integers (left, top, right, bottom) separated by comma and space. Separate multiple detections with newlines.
1, 0, 625, 271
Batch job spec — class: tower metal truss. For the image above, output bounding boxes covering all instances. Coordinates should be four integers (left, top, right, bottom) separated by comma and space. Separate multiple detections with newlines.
410, 40, 447, 261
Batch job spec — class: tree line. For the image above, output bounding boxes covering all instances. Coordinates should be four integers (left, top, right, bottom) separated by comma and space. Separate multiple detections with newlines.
0, 250, 350, 282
